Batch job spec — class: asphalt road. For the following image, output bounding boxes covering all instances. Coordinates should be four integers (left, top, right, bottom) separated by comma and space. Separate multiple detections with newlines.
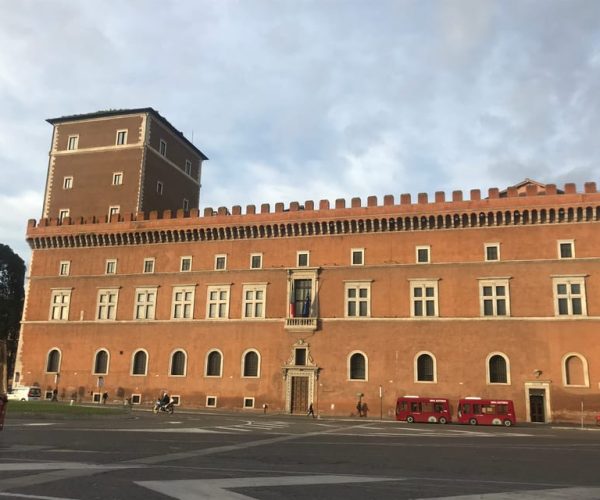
1, 408, 600, 499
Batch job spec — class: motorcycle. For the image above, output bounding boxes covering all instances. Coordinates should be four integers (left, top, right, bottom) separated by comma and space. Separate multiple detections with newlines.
152, 399, 174, 414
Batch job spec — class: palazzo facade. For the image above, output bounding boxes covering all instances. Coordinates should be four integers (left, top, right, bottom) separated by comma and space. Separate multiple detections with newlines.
14, 109, 600, 423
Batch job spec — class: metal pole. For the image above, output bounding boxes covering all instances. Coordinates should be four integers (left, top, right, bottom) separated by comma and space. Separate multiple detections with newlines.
581, 401, 584, 429
379, 385, 383, 420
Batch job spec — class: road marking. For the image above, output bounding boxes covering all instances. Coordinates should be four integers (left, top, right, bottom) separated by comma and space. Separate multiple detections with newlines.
423, 486, 600, 499
0, 492, 79, 499
137, 474, 402, 500
23, 423, 56, 427
0, 463, 140, 472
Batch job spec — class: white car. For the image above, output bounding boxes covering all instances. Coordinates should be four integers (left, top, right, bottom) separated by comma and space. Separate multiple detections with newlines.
7, 386, 42, 401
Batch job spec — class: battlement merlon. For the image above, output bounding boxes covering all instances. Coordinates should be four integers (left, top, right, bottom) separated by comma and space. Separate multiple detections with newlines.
25, 181, 600, 246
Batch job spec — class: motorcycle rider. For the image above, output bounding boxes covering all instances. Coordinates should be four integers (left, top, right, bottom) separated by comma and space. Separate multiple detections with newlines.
159, 391, 171, 409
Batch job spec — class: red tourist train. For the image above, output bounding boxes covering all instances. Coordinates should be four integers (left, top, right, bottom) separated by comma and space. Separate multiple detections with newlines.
396, 395, 516, 426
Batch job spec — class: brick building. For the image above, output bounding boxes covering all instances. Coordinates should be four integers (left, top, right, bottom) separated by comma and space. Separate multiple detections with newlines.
14, 109, 600, 423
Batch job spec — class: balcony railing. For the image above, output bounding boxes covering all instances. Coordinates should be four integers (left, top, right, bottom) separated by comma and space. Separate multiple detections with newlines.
285, 317, 318, 331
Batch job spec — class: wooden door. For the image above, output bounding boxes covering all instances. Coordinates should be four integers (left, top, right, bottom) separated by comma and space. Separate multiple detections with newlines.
290, 376, 309, 414
529, 391, 545, 422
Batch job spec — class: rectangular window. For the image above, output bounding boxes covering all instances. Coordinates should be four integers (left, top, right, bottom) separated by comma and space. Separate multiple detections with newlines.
50, 289, 71, 320
553, 277, 586, 316
291, 278, 313, 317
159, 139, 167, 156
185, 160, 192, 175
112, 172, 123, 185
59, 209, 70, 222
206, 285, 230, 319
215, 254, 227, 270
558, 240, 574, 259
108, 206, 120, 219
105, 259, 117, 275
180, 257, 192, 272
156, 181, 163, 195
116, 130, 128, 145
243, 397, 255, 409
97, 289, 119, 320
143, 258, 155, 274
416, 246, 430, 264
410, 280, 438, 317
485, 243, 500, 262
295, 348, 307, 366
345, 282, 371, 317
206, 396, 217, 407
134, 288, 157, 320
243, 284, 266, 319
172, 286, 195, 319
351, 248, 364, 266
59, 261, 70, 276
63, 176, 73, 190
67, 135, 78, 150
250, 253, 262, 269
297, 251, 309, 267
183, 199, 189, 211
479, 279, 510, 316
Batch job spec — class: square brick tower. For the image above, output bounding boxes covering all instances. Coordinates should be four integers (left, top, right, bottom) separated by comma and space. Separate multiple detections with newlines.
42, 108, 208, 221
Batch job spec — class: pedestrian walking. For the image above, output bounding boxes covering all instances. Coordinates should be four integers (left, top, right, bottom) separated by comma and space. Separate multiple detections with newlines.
307, 403, 315, 418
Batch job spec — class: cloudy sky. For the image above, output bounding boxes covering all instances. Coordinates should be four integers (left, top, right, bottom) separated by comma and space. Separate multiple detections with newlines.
1, 0, 599, 261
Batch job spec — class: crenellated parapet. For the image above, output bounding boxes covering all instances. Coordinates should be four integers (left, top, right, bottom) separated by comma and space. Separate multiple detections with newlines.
26, 181, 600, 250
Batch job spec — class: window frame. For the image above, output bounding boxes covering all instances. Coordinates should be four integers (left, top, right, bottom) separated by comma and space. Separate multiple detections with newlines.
156, 180, 164, 195
206, 285, 231, 319
558, 240, 575, 259
134, 287, 158, 320
171, 285, 195, 320
112, 172, 123, 185
131, 349, 148, 376
486, 352, 511, 385
58, 209, 70, 222
67, 135, 79, 150
184, 159, 192, 175
205, 349, 224, 377
344, 281, 371, 318
59, 261, 70, 277
105, 259, 117, 275
348, 351, 368, 381
183, 198, 189, 211
63, 176, 73, 190
242, 284, 266, 319
159, 139, 167, 156
214, 254, 227, 271
169, 349, 187, 377
414, 351, 437, 383
180, 256, 192, 272
351, 248, 364, 266
250, 253, 263, 270
561, 352, 590, 387
484, 243, 500, 262
108, 206, 120, 219
479, 278, 511, 317
552, 276, 587, 316
416, 245, 431, 264
116, 129, 128, 146
241, 349, 261, 378
49, 289, 71, 321
409, 279, 439, 318
92, 349, 110, 375
143, 258, 155, 274
45, 348, 61, 373
297, 251, 309, 267
96, 288, 119, 321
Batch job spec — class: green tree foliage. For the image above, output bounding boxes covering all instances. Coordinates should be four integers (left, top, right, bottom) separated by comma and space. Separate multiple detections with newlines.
0, 244, 25, 378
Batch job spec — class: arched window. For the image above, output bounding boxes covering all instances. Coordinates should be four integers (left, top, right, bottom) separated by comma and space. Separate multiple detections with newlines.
46, 349, 61, 373
206, 350, 222, 377
562, 353, 589, 387
170, 350, 187, 376
415, 352, 436, 382
488, 354, 508, 384
131, 350, 148, 376
93, 349, 109, 375
348, 351, 367, 380
242, 350, 260, 378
